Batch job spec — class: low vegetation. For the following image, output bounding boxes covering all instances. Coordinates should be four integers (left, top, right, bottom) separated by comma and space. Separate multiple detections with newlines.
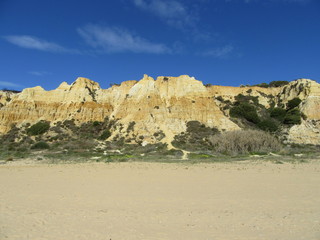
209, 130, 281, 155
31, 141, 50, 150
99, 130, 111, 140
27, 121, 50, 135
252, 81, 289, 88
0, 91, 315, 162
287, 97, 302, 109
270, 107, 287, 121
172, 121, 219, 151
229, 93, 303, 132
230, 102, 260, 124
283, 108, 302, 124
257, 119, 279, 132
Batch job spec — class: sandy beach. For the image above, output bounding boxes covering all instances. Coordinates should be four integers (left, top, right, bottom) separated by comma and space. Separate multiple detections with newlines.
1, 160, 320, 240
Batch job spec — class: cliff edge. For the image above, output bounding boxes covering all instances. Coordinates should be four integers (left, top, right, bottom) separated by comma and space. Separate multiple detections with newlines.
0, 75, 319, 146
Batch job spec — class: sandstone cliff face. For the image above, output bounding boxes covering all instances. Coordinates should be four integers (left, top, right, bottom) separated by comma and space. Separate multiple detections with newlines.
0, 75, 319, 145
278, 79, 320, 145
0, 91, 18, 107
280, 79, 320, 120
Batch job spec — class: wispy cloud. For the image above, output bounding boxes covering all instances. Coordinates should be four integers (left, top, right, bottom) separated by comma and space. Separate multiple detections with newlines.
0, 81, 22, 89
132, 0, 214, 43
77, 24, 170, 54
278, 0, 311, 2
133, 0, 196, 29
200, 45, 234, 58
28, 71, 51, 76
3, 35, 79, 54
231, 0, 311, 3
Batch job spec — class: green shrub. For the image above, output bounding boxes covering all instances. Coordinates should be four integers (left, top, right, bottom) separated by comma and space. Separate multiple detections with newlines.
127, 121, 135, 132
27, 121, 50, 135
257, 119, 279, 132
230, 102, 260, 124
269, 81, 289, 87
234, 94, 259, 105
287, 97, 302, 109
253, 81, 289, 88
92, 121, 101, 127
209, 130, 281, 155
63, 119, 76, 128
254, 83, 269, 88
31, 141, 50, 149
99, 129, 111, 140
165, 149, 183, 156
270, 107, 287, 121
171, 121, 219, 151
153, 131, 166, 141
283, 108, 301, 124
62, 139, 96, 150
215, 96, 224, 101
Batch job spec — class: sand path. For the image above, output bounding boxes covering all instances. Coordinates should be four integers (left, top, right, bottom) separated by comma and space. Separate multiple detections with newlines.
1, 161, 320, 240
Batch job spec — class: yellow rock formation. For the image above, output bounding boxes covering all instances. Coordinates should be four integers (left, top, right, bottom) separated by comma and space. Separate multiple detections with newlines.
0, 75, 319, 145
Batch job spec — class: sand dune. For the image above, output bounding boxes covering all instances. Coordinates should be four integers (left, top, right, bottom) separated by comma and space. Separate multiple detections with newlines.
1, 161, 320, 240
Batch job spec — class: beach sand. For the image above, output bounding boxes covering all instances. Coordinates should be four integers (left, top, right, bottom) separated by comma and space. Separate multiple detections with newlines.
1, 160, 320, 240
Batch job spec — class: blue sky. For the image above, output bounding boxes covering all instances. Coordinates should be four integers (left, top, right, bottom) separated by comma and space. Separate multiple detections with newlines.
1, 0, 319, 90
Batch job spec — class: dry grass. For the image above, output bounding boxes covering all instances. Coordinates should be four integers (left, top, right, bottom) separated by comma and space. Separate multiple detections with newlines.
209, 129, 281, 155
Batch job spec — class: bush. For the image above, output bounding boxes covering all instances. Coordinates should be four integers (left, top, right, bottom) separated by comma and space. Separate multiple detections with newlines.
254, 83, 269, 88
283, 108, 301, 124
127, 122, 135, 132
92, 121, 101, 127
63, 139, 96, 150
99, 129, 111, 140
165, 149, 183, 156
63, 119, 77, 129
27, 121, 50, 135
215, 96, 224, 102
257, 119, 279, 132
230, 102, 260, 124
171, 121, 219, 151
252, 81, 289, 88
269, 81, 289, 87
287, 97, 302, 109
234, 94, 259, 105
209, 130, 281, 155
153, 131, 166, 141
270, 107, 286, 121
31, 141, 50, 149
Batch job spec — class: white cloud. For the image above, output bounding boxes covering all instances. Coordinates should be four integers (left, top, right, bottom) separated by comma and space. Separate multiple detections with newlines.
133, 0, 195, 29
279, 0, 311, 2
134, 0, 186, 18
28, 71, 51, 76
77, 24, 170, 54
3, 35, 79, 54
0, 81, 22, 89
201, 45, 234, 58
233, 0, 311, 3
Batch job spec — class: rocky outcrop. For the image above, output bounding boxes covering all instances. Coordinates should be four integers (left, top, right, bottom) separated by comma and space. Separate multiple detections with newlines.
0, 75, 319, 145
278, 79, 320, 145
284, 120, 320, 145
0, 90, 19, 108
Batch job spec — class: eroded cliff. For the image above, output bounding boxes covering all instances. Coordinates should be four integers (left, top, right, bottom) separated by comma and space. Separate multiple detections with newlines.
0, 75, 319, 145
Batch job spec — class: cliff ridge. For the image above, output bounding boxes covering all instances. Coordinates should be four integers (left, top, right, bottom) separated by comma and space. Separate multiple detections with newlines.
0, 75, 319, 146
